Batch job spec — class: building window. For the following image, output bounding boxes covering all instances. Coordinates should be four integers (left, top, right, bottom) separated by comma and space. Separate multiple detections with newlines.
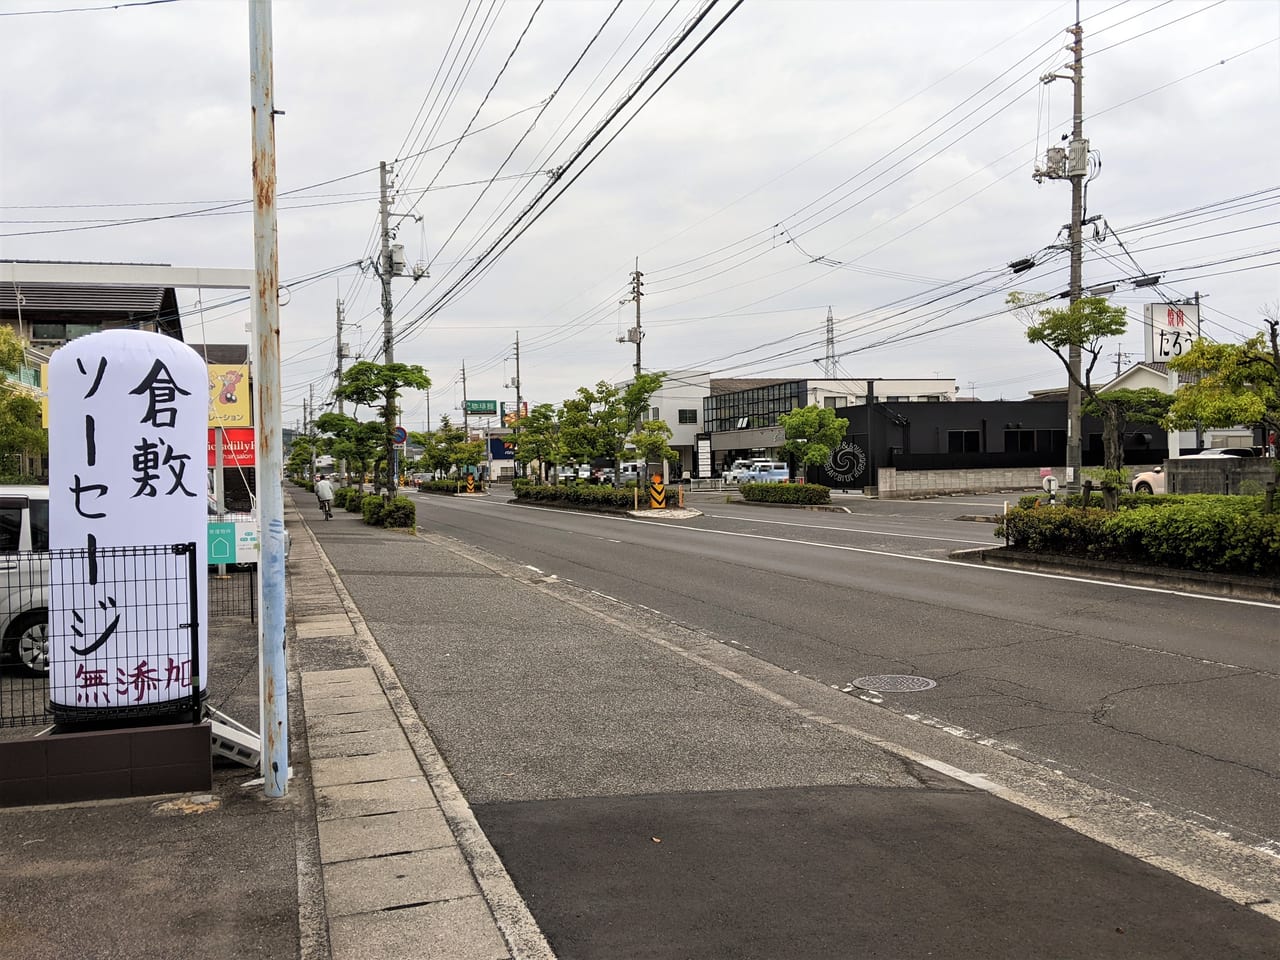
1004, 429, 1036, 452
823, 396, 848, 409
678, 409, 697, 424
649, 406, 659, 422
947, 429, 980, 453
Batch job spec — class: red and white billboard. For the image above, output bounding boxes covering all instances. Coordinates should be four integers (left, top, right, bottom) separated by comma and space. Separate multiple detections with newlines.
207, 427, 256, 467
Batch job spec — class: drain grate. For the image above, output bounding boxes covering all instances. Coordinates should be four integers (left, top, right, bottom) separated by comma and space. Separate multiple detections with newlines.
850, 674, 937, 693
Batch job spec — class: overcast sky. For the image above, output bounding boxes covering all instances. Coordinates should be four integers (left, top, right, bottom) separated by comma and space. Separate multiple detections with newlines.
3, 0, 1277, 430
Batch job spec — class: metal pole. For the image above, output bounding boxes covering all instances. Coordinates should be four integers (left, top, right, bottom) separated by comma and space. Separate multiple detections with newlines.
1065, 15, 1084, 494
249, 0, 288, 799
308, 383, 316, 479
461, 361, 469, 437
336, 298, 348, 484
513, 332, 521, 478
214, 426, 226, 576
633, 259, 642, 377
379, 161, 397, 496
182, 542, 201, 726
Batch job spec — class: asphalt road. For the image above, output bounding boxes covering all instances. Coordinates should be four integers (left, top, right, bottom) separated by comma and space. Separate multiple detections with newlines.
413, 488, 1280, 850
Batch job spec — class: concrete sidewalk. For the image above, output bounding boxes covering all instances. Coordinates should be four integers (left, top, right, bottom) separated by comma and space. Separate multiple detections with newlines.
286, 495, 548, 960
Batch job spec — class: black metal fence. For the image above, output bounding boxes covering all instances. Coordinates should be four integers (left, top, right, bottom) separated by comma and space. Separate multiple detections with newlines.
1, 542, 202, 729
209, 566, 257, 623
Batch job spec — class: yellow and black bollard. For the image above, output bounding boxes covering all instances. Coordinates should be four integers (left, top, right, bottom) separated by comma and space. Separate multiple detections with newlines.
466, 474, 475, 494
649, 473, 666, 509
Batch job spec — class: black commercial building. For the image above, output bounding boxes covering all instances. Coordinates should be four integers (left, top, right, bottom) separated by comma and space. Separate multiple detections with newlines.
805, 399, 1170, 490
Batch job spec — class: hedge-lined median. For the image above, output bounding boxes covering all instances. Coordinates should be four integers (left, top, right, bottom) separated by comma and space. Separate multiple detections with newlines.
739, 482, 832, 505
417, 480, 469, 495
998, 498, 1279, 576
513, 480, 636, 511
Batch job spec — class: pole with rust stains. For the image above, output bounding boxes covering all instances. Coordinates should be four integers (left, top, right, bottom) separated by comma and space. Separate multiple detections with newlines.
249, 0, 288, 798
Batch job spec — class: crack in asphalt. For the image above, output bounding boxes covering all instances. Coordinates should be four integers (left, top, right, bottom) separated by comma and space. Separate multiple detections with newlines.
1091, 670, 1257, 725
1091, 719, 1280, 781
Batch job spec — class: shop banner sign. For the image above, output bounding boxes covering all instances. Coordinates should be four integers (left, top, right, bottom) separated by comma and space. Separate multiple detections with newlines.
48, 330, 208, 710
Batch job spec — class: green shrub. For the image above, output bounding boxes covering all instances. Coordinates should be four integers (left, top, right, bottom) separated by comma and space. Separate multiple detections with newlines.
383, 495, 416, 528
418, 479, 463, 495
998, 503, 1280, 576
361, 494, 386, 526
345, 490, 364, 513
513, 481, 634, 510
332, 487, 352, 509
739, 482, 832, 505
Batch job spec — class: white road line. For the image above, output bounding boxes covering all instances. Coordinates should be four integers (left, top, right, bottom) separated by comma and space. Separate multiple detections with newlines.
501, 500, 1280, 610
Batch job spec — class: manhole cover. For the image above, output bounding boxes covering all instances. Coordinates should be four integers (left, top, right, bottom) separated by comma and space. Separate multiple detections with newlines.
850, 675, 937, 693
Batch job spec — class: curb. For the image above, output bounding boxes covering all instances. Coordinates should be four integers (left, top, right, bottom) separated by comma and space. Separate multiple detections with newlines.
950, 546, 1280, 602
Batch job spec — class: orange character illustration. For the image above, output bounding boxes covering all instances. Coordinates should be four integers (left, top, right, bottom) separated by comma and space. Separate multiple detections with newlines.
217, 369, 243, 405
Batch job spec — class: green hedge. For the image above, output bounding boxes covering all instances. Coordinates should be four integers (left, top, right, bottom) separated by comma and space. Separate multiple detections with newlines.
1017, 492, 1268, 513
513, 480, 635, 510
417, 480, 463, 495
332, 487, 354, 509
361, 494, 386, 526
383, 496, 416, 528
345, 490, 364, 513
999, 503, 1280, 576
739, 482, 832, 505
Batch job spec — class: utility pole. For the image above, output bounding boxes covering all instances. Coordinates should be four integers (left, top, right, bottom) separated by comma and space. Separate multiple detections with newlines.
618, 259, 644, 377
824, 306, 835, 378
1034, 8, 1088, 493
461, 361, 469, 437
377, 160, 397, 495
1066, 15, 1085, 494
512, 333, 523, 478
308, 383, 316, 479
249, 0, 287, 799
335, 298, 348, 483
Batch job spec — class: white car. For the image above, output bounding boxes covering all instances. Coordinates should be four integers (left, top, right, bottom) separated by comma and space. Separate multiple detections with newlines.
725, 458, 770, 483
0, 485, 50, 676
1130, 448, 1257, 494
743, 461, 790, 483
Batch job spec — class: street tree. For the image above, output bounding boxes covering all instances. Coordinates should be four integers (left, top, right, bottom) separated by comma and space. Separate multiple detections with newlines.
333, 360, 431, 495
509, 403, 561, 482
316, 412, 384, 488
1082, 387, 1172, 501
0, 326, 46, 480
1166, 304, 1279, 449
286, 437, 313, 479
629, 419, 677, 474
558, 385, 614, 471
417, 417, 464, 479
559, 374, 666, 485
1012, 293, 1132, 504
779, 405, 850, 478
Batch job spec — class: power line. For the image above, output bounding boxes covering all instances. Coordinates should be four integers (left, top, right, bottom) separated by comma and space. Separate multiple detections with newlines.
0, 0, 177, 14
392, 0, 737, 348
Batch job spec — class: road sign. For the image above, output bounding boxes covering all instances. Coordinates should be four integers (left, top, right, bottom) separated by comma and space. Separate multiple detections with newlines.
464, 399, 497, 415
392, 425, 408, 444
